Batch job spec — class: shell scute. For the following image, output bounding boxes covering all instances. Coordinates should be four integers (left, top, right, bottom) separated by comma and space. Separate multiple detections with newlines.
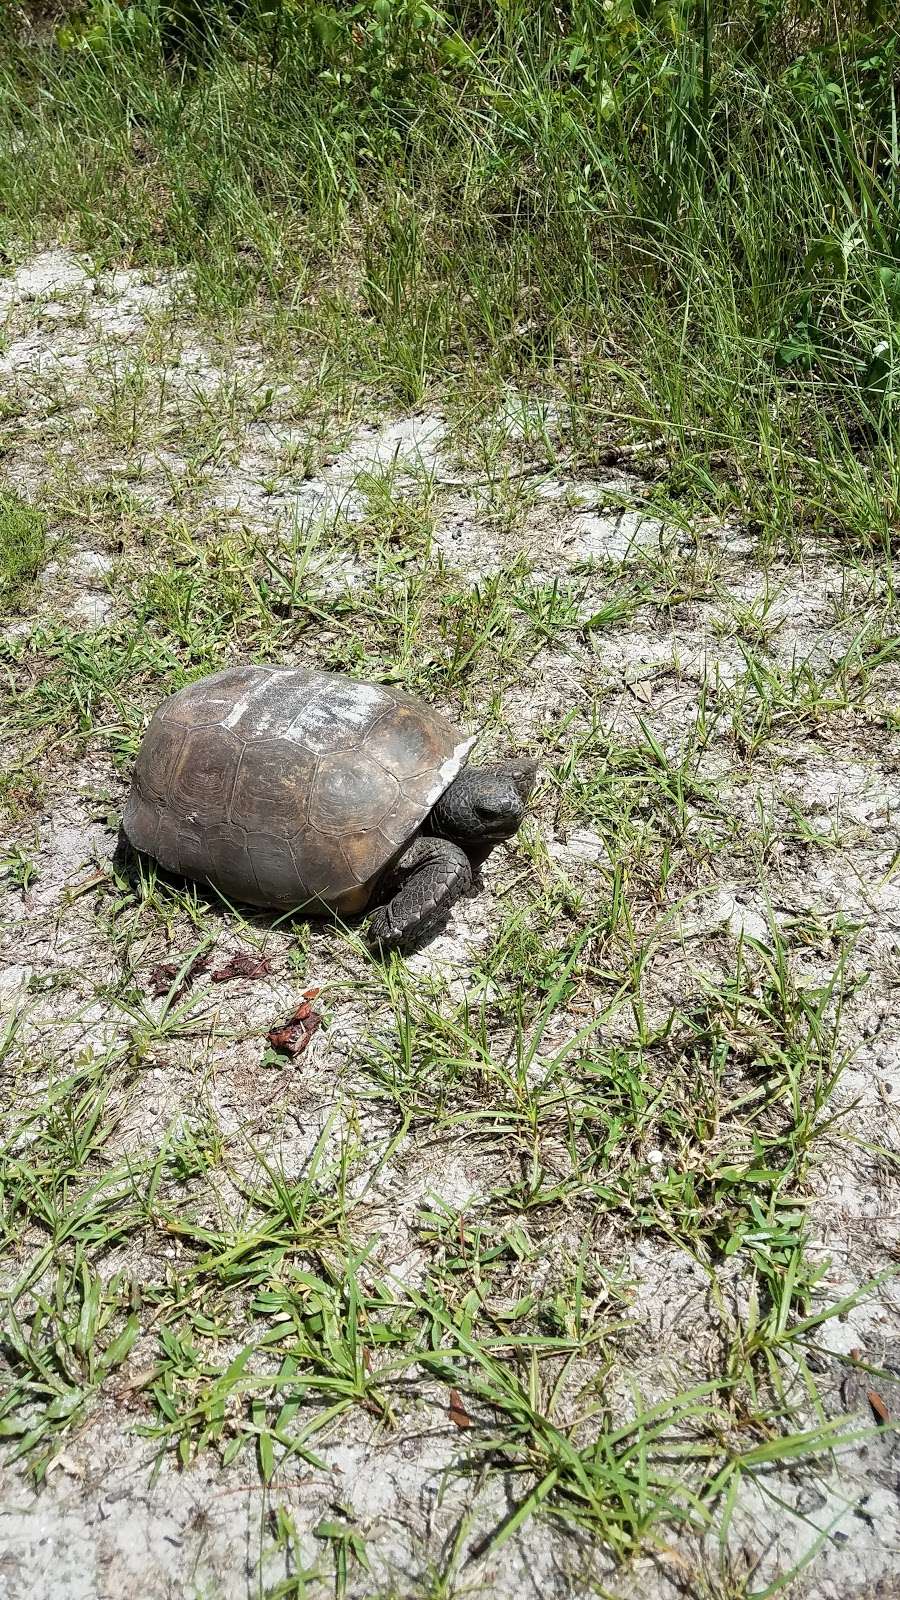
287, 677, 389, 756
170, 827, 212, 884
222, 668, 315, 740
153, 812, 195, 879
245, 832, 305, 908
339, 830, 386, 885
363, 703, 453, 780
164, 666, 270, 729
399, 768, 458, 811
170, 725, 242, 826
203, 823, 253, 897
230, 738, 317, 832
122, 791, 159, 859
308, 750, 400, 835
132, 716, 186, 809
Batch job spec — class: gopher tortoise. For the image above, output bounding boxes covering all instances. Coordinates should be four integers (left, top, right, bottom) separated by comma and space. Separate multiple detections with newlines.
123, 665, 537, 951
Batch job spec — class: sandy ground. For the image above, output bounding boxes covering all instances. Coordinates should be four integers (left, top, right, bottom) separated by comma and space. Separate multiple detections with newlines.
1, 251, 899, 1599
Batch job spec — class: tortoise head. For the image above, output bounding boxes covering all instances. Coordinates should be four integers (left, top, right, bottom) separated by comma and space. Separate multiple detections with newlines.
432, 758, 538, 846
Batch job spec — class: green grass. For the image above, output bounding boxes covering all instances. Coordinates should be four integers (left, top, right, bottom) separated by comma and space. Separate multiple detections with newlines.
0, 492, 47, 604
1, 3, 899, 1596
0, 918, 884, 1586
0, 1, 897, 550
0, 369, 895, 1592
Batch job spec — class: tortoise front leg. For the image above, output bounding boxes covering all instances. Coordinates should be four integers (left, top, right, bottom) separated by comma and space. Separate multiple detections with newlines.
367, 836, 472, 953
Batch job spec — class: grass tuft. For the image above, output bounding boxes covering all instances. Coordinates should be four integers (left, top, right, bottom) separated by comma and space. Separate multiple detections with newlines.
0, 492, 47, 604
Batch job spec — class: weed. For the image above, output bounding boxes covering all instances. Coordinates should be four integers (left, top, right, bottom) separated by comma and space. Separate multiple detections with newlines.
0, 492, 47, 603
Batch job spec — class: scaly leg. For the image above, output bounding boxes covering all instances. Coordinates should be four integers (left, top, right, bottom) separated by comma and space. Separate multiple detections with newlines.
367, 835, 472, 953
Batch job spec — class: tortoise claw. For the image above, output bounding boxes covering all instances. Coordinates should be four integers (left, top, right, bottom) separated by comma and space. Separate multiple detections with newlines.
366, 905, 401, 953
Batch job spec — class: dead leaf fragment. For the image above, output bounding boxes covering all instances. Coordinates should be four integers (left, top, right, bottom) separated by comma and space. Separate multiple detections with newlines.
149, 949, 212, 999
867, 1389, 890, 1425
149, 963, 178, 996
212, 952, 272, 984
448, 1388, 472, 1430
45, 1449, 85, 1480
266, 996, 322, 1058
118, 1365, 161, 1394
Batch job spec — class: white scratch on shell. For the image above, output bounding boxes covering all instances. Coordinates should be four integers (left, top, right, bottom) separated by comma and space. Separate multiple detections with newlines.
221, 695, 252, 730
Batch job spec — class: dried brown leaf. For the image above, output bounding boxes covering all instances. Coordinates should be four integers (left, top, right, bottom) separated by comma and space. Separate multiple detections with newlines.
448, 1388, 472, 1430
149, 950, 212, 999
212, 952, 272, 984
867, 1389, 890, 1425
266, 998, 322, 1059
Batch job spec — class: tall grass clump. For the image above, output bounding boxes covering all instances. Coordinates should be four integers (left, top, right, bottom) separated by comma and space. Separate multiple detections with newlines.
0, 1, 897, 540
0, 492, 47, 603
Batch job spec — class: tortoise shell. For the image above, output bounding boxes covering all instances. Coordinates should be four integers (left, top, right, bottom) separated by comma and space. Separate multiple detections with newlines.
123, 666, 474, 915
